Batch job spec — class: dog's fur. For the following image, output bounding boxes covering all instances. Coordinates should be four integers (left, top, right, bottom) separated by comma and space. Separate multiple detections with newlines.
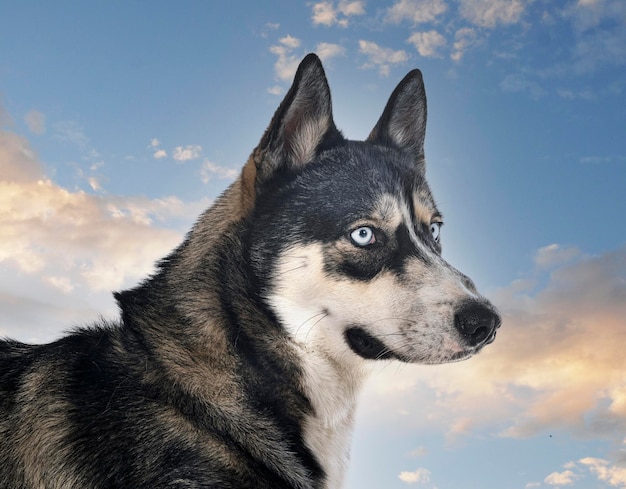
0, 54, 500, 489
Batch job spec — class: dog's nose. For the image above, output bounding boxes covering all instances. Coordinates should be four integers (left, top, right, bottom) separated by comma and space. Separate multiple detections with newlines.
454, 301, 501, 347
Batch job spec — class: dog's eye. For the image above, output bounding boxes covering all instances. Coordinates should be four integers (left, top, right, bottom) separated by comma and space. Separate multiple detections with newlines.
430, 222, 442, 243
350, 227, 376, 247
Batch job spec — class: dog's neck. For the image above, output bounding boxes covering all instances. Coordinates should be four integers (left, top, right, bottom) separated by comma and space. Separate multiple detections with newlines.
286, 338, 371, 489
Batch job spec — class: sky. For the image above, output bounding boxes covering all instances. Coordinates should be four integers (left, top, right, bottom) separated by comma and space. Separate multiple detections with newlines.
0, 1, 625, 488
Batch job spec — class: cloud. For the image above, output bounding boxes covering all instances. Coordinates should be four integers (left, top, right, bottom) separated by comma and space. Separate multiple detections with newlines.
579, 155, 626, 165
199, 159, 238, 184
311, 1, 365, 27
407, 446, 429, 457
451, 27, 479, 61
316, 42, 346, 61
267, 85, 284, 96
578, 457, 626, 487
500, 73, 546, 99
386, 0, 448, 24
358, 244, 626, 454
0, 130, 45, 183
541, 458, 626, 488
544, 470, 577, 486
534, 244, 581, 269
407, 30, 447, 57
459, 0, 526, 28
0, 124, 208, 302
398, 467, 431, 484
172, 144, 202, 162
358, 40, 409, 76
24, 110, 46, 135
268, 38, 343, 91
270, 35, 303, 82
558, 0, 626, 74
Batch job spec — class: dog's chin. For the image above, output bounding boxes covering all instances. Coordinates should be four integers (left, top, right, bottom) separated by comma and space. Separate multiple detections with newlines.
344, 327, 401, 361
344, 326, 482, 364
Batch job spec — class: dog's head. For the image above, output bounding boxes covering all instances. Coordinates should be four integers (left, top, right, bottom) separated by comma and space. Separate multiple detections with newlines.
243, 54, 500, 365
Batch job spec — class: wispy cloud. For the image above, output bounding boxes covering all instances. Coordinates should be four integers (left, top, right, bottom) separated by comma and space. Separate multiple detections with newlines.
386, 0, 447, 24
500, 73, 546, 99
359, 40, 409, 76
24, 110, 46, 135
311, 0, 365, 27
451, 27, 480, 61
200, 159, 238, 184
270, 35, 303, 82
459, 0, 527, 28
268, 37, 344, 90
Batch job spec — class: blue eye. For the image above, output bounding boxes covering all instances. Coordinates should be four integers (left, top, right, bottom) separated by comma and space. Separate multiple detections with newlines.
350, 227, 375, 247
430, 222, 442, 243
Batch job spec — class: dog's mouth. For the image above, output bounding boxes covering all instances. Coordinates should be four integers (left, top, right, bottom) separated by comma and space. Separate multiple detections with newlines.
344, 326, 400, 361
344, 325, 497, 364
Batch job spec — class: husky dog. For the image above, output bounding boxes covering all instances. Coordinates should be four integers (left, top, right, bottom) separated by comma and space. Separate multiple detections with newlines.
0, 54, 500, 488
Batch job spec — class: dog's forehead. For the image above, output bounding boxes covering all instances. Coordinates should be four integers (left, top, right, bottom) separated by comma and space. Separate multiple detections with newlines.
372, 188, 437, 228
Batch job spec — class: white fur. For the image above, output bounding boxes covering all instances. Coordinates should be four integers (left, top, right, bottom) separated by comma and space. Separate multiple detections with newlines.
266, 195, 486, 485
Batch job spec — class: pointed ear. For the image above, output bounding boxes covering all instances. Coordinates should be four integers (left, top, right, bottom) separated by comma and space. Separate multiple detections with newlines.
249, 53, 340, 188
367, 69, 427, 168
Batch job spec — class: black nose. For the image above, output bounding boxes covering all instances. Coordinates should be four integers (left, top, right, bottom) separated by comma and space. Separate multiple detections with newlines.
454, 301, 501, 347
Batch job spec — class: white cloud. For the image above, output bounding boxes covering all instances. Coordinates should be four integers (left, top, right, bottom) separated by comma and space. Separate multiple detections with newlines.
407, 30, 447, 57
358, 40, 409, 76
357, 244, 626, 452
267, 85, 285, 96
459, 0, 526, 28
544, 470, 577, 486
387, 0, 448, 24
268, 37, 344, 89
578, 457, 626, 487
451, 27, 479, 61
172, 144, 202, 162
316, 42, 346, 61
87, 176, 103, 192
24, 110, 46, 135
399, 467, 431, 484
0, 124, 208, 301
200, 159, 238, 184
153, 149, 167, 159
270, 35, 303, 82
312, 0, 365, 27
534, 244, 581, 269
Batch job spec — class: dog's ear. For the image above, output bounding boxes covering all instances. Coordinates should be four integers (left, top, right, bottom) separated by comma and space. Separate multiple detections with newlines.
367, 69, 427, 169
245, 54, 340, 190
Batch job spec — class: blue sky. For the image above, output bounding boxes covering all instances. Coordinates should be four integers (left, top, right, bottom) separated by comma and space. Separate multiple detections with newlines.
1, 1, 625, 488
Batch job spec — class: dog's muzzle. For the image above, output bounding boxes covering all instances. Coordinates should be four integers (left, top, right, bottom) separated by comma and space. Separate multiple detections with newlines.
454, 301, 501, 348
